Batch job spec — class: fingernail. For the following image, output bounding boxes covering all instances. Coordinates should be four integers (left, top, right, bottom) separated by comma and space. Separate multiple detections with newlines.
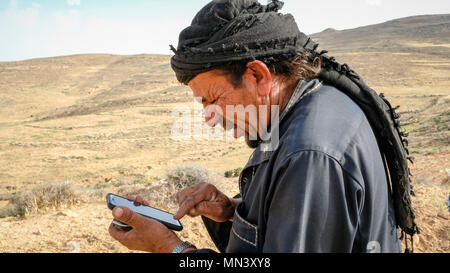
113, 207, 123, 218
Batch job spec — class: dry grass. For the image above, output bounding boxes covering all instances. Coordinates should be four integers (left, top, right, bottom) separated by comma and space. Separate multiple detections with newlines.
166, 164, 221, 190
0, 181, 83, 218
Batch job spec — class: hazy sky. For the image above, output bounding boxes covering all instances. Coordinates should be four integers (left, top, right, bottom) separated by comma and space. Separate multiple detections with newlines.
1, 0, 449, 61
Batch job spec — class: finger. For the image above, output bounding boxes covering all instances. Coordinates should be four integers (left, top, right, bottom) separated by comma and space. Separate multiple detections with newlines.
188, 201, 224, 218
134, 195, 147, 206
177, 182, 216, 206
187, 201, 209, 217
108, 222, 126, 242
174, 190, 203, 219
176, 183, 202, 205
174, 188, 213, 220
125, 195, 140, 206
125, 195, 149, 207
112, 206, 147, 230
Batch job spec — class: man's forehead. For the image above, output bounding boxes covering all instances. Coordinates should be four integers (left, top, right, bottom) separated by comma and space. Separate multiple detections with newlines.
188, 78, 211, 103
189, 70, 226, 92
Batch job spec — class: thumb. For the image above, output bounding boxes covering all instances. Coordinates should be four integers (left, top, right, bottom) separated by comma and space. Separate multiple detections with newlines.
113, 206, 146, 230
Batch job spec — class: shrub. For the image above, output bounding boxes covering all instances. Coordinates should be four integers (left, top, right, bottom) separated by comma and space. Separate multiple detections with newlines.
224, 167, 243, 178
0, 181, 83, 218
233, 167, 243, 177
224, 170, 233, 178
166, 164, 218, 190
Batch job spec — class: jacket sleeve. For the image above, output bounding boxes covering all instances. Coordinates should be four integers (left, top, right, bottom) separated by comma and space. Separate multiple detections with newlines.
262, 150, 363, 253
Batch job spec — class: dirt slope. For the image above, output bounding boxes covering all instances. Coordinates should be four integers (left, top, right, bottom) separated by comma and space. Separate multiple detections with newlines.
0, 14, 449, 253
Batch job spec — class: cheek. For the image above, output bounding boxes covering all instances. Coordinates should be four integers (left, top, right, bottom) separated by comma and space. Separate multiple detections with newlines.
217, 93, 241, 122
220, 86, 248, 107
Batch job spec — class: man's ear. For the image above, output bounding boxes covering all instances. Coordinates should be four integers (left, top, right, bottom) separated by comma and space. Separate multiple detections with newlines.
245, 60, 272, 96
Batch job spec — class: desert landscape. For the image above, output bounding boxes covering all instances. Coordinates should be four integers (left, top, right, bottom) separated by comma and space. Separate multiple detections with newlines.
0, 14, 448, 253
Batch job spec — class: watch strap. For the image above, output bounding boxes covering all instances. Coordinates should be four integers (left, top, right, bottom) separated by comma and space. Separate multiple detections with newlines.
172, 241, 196, 253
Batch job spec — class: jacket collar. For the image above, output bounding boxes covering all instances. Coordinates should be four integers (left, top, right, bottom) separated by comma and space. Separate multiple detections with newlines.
242, 79, 322, 171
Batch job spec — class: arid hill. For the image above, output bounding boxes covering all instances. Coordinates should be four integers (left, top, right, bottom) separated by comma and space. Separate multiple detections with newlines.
0, 14, 448, 253
312, 14, 450, 55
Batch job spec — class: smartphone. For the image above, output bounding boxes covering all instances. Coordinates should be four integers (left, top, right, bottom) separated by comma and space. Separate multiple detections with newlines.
106, 193, 183, 231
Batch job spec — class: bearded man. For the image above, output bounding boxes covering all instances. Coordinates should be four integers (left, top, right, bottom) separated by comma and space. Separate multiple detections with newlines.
108, 0, 418, 253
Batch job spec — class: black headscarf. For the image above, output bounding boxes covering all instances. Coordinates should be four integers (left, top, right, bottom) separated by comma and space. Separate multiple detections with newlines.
170, 0, 419, 240
170, 0, 308, 84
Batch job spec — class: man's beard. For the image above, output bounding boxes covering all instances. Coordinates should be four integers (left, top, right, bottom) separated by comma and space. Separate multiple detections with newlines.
244, 131, 261, 149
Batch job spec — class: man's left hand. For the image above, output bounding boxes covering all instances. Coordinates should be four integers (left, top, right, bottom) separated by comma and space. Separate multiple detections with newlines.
108, 196, 185, 253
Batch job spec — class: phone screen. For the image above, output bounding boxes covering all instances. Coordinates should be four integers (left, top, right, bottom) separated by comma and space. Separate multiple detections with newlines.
108, 194, 181, 227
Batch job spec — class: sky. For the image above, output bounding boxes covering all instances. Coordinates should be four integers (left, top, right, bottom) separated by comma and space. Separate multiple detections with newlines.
1, 0, 449, 62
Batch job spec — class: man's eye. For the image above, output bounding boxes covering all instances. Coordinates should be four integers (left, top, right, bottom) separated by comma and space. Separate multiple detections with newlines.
202, 97, 217, 105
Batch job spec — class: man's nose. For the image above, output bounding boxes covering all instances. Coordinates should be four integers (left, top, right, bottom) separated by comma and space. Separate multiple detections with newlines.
205, 112, 217, 127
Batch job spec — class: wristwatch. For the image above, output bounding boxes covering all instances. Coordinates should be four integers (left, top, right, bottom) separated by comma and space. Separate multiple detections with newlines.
172, 241, 196, 253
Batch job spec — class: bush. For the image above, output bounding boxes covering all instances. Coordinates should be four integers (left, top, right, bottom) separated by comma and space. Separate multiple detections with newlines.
224, 167, 243, 178
166, 164, 218, 190
224, 170, 234, 178
233, 167, 243, 177
0, 181, 83, 218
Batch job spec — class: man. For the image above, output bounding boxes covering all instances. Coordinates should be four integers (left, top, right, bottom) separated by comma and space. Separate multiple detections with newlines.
108, 0, 418, 253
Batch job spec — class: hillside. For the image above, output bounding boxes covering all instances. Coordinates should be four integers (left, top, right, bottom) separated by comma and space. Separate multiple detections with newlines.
312, 14, 450, 156
312, 14, 450, 55
0, 14, 449, 253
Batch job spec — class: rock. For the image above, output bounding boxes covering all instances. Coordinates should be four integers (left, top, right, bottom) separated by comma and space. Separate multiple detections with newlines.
56, 210, 79, 217
33, 227, 44, 236
67, 210, 79, 217
66, 241, 80, 253
86, 235, 97, 244
0, 222, 11, 228
437, 212, 448, 220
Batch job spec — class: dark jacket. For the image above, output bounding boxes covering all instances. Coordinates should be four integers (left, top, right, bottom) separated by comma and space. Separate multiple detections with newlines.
194, 80, 401, 253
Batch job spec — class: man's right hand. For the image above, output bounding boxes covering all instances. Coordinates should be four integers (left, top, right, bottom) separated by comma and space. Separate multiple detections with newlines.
174, 182, 240, 223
